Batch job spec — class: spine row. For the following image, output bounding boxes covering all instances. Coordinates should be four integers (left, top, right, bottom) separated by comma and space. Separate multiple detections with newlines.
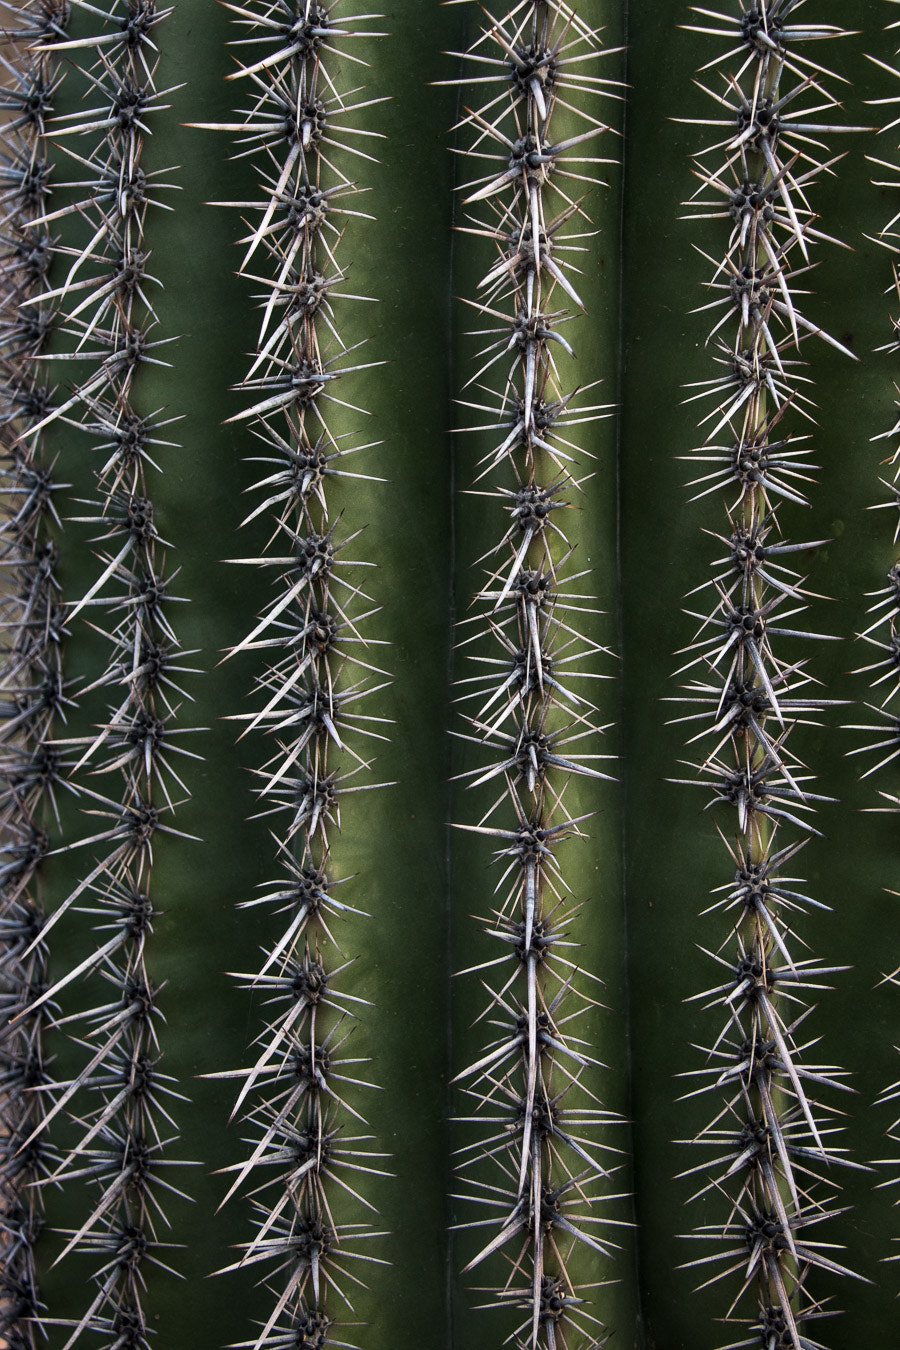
448, 3, 621, 1345
199, 4, 389, 1346
0, 1, 69, 1342
676, 5, 864, 1345
7, 0, 195, 1342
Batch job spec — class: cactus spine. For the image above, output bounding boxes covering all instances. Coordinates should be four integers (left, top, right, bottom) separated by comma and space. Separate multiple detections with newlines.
675, 5, 870, 1346
195, 4, 393, 1347
0, 1, 68, 1342
446, 3, 623, 1346
0, 2, 899, 1348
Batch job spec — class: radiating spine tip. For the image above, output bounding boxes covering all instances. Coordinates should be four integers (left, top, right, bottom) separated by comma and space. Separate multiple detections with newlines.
676, 4, 865, 1344
202, 3, 390, 1345
447, 2, 622, 1345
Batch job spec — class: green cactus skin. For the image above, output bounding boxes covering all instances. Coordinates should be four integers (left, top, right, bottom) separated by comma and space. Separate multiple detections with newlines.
1, 2, 900, 1349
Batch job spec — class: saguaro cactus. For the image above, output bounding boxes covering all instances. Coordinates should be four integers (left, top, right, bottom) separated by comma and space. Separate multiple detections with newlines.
0, 1, 899, 1349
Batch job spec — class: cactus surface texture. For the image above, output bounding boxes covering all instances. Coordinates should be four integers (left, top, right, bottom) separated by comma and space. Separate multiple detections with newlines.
0, 1, 899, 1349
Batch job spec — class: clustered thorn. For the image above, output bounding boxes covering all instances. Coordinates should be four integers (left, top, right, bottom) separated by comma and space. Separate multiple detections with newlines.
854, 7, 900, 1228
675, 4, 867, 1344
447, 2, 622, 1345
201, 3, 390, 1347
0, 0, 196, 1343
0, 2, 69, 1343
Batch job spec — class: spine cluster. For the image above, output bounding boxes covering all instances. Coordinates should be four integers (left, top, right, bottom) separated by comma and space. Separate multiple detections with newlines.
676, 4, 865, 1345
448, 2, 620, 1345
857, 13, 900, 1202
1, 0, 195, 1343
855, 44, 900, 797
0, 1, 68, 1343
199, 4, 389, 1347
